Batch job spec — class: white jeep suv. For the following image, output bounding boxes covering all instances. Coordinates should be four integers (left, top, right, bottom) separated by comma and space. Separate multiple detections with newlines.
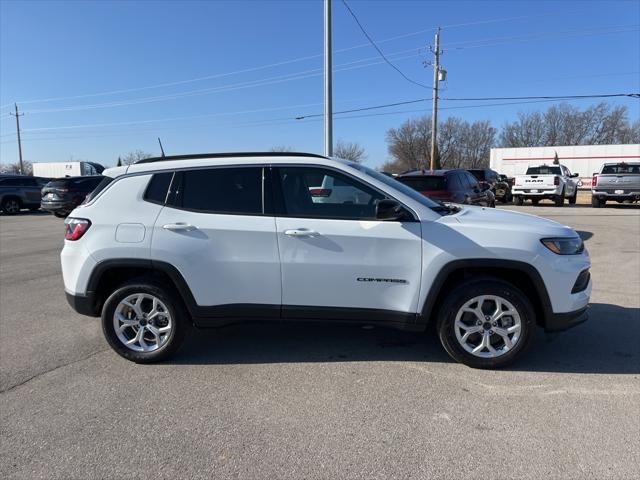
61, 152, 591, 368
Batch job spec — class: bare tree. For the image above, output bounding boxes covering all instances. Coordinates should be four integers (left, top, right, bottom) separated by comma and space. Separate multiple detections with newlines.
500, 103, 636, 147
334, 140, 367, 163
384, 116, 495, 172
121, 150, 153, 165
269, 146, 294, 152
385, 116, 432, 172
0, 161, 33, 175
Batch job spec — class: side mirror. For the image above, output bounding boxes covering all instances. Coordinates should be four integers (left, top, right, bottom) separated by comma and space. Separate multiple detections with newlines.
376, 199, 407, 221
571, 173, 579, 178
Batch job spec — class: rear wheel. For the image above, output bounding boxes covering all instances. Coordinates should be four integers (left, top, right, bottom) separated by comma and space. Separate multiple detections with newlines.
514, 196, 524, 206
591, 196, 605, 208
554, 189, 565, 207
53, 212, 67, 218
531, 198, 539, 206
1, 198, 21, 215
437, 278, 536, 369
101, 281, 191, 363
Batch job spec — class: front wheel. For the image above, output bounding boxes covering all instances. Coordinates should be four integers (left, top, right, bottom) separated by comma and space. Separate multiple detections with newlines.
436, 278, 536, 369
569, 190, 577, 205
101, 281, 191, 363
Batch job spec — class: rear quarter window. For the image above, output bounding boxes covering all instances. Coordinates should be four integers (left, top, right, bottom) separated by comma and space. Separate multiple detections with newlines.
84, 176, 115, 203
143, 172, 173, 205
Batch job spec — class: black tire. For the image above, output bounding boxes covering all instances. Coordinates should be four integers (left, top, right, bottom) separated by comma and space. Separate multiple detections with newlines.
531, 198, 539, 206
569, 190, 577, 205
514, 196, 524, 206
436, 278, 536, 369
28, 206, 40, 211
1, 197, 22, 215
101, 280, 191, 363
554, 189, 565, 207
54, 212, 68, 218
591, 196, 605, 208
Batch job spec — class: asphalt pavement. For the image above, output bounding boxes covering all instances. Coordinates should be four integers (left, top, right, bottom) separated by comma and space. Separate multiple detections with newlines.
1, 205, 639, 479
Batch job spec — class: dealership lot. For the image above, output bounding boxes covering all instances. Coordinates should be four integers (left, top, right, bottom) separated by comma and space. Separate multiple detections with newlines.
1, 206, 639, 479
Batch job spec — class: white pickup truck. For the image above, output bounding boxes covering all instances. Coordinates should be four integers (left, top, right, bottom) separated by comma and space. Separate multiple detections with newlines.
512, 164, 579, 207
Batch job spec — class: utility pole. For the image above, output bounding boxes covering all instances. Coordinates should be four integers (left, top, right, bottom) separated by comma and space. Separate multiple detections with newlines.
10, 103, 25, 175
324, 0, 333, 157
430, 28, 441, 171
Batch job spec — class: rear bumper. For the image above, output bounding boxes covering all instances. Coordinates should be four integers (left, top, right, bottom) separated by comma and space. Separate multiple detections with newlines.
65, 291, 99, 317
591, 191, 640, 202
41, 200, 74, 213
512, 188, 562, 198
545, 306, 588, 332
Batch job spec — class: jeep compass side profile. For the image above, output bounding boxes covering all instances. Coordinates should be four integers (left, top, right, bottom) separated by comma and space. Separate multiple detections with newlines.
61, 152, 591, 369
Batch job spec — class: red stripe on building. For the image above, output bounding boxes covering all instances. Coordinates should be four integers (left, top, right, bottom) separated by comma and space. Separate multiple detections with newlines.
502, 155, 640, 161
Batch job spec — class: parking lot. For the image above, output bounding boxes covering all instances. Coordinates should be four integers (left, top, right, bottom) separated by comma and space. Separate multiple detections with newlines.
1, 205, 639, 479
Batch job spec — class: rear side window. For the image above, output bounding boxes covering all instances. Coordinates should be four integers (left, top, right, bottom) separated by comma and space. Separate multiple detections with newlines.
398, 176, 446, 191
468, 170, 485, 181
602, 164, 640, 174
144, 172, 173, 204
177, 167, 263, 215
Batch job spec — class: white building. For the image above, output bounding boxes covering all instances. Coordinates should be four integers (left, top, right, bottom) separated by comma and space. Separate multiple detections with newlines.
490, 144, 640, 188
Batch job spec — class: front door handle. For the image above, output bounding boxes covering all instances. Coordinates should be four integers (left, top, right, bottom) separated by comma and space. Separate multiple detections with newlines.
284, 228, 318, 237
163, 223, 197, 231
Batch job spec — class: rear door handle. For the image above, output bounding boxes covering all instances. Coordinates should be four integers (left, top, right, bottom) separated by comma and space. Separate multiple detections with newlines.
284, 228, 318, 237
163, 223, 197, 231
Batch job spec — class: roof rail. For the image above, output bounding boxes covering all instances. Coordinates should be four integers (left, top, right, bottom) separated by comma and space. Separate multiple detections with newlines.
135, 151, 328, 164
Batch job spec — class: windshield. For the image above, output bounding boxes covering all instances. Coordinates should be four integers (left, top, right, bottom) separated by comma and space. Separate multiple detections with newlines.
350, 164, 440, 208
526, 166, 561, 175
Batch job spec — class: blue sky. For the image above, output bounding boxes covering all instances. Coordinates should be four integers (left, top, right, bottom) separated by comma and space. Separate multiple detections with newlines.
1, 0, 639, 169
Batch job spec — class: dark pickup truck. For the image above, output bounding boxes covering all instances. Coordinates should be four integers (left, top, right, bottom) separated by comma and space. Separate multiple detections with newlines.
591, 162, 640, 207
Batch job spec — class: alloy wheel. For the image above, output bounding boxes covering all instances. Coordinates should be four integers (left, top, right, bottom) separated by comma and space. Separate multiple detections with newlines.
454, 295, 522, 358
113, 293, 173, 352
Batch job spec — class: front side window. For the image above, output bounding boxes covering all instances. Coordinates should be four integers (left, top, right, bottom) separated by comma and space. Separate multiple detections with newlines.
277, 167, 383, 220
177, 167, 263, 215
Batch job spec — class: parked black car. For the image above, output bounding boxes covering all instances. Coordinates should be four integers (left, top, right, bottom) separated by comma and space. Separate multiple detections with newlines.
397, 169, 495, 207
41, 176, 104, 218
0, 175, 52, 214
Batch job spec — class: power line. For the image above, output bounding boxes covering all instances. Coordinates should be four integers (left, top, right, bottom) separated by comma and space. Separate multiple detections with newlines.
1, 10, 582, 110
340, 0, 430, 89
295, 98, 430, 120
19, 49, 423, 115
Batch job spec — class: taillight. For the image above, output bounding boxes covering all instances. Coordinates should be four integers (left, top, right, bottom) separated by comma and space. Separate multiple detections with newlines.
554, 176, 560, 186
511, 178, 516, 186
64, 218, 91, 241
592, 176, 597, 187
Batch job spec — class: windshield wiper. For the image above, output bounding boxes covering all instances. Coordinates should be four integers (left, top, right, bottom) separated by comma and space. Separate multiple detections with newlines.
430, 202, 460, 215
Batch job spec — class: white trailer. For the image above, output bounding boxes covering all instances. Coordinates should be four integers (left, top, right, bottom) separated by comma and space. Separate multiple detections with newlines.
490, 144, 640, 189
32, 161, 103, 178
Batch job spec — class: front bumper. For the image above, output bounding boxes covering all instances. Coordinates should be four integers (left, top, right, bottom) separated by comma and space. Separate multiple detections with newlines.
545, 306, 588, 332
65, 291, 99, 317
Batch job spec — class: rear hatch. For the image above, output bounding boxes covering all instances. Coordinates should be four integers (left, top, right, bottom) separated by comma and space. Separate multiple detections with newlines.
397, 176, 453, 201
41, 179, 71, 202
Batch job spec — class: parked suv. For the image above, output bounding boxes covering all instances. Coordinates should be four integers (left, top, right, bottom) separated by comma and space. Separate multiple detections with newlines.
41, 175, 104, 218
397, 169, 495, 207
61, 152, 591, 369
0, 174, 51, 214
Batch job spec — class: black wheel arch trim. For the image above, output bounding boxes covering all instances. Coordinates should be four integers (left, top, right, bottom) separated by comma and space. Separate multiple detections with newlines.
419, 258, 554, 328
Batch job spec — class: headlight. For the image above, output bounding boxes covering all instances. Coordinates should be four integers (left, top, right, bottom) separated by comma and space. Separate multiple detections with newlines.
540, 237, 584, 255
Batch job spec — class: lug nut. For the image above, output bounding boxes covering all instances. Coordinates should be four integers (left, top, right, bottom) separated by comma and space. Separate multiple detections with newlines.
492, 322, 497, 327
489, 330, 494, 335
477, 321, 482, 326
